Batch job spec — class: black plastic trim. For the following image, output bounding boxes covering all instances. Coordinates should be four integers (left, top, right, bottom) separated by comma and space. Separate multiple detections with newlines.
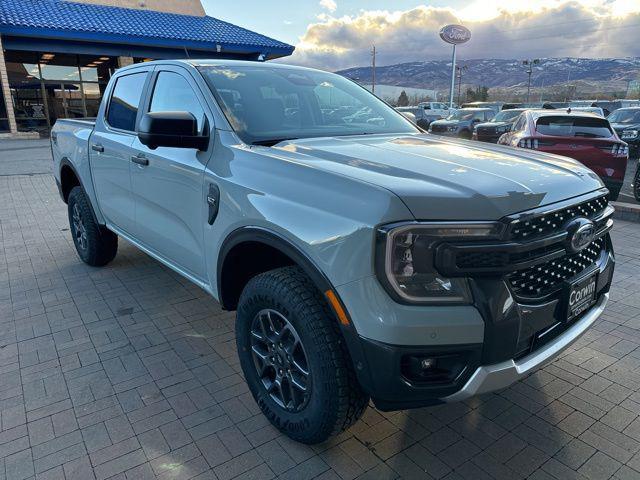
358, 337, 482, 411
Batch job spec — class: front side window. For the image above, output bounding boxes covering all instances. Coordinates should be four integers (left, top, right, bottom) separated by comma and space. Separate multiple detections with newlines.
446, 109, 484, 121
608, 109, 640, 124
493, 110, 523, 123
149, 72, 206, 134
535, 116, 613, 138
106, 72, 147, 131
198, 65, 418, 145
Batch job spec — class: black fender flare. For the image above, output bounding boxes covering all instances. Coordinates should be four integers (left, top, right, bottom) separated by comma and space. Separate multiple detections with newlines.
59, 158, 100, 226
217, 226, 334, 309
217, 226, 374, 392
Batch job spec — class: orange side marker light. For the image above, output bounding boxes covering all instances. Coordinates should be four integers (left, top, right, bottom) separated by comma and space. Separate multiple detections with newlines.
325, 290, 350, 326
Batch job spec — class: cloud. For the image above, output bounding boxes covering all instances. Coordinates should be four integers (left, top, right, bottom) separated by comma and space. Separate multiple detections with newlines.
319, 0, 337, 13
288, 1, 640, 70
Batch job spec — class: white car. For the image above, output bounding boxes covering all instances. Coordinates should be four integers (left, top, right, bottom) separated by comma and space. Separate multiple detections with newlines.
417, 101, 453, 119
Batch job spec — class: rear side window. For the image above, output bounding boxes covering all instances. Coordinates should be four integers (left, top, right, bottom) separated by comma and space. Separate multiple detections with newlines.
106, 72, 147, 132
535, 116, 613, 138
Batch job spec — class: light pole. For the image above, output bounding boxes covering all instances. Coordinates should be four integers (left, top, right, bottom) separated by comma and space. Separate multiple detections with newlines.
456, 65, 467, 105
523, 59, 540, 103
371, 45, 376, 94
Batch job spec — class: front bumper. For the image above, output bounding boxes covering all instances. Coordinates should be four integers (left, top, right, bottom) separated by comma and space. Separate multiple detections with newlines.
339, 211, 614, 411
445, 292, 607, 402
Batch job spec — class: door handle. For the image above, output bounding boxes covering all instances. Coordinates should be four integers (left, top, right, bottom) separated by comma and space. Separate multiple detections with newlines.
91, 144, 104, 153
131, 154, 149, 166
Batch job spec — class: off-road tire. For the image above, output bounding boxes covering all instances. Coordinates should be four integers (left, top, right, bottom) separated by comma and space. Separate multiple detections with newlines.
236, 266, 369, 444
67, 186, 118, 266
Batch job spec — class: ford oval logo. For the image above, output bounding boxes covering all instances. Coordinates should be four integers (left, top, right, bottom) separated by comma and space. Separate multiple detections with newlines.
439, 24, 471, 45
566, 218, 595, 254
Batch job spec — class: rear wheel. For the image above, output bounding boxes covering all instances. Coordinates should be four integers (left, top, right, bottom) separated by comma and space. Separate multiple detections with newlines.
236, 266, 369, 444
67, 186, 118, 266
634, 167, 640, 202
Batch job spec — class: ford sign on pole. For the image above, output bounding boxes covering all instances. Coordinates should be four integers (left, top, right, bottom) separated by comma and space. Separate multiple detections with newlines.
439, 25, 471, 108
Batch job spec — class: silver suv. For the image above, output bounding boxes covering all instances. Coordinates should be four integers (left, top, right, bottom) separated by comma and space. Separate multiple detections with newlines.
51, 60, 614, 444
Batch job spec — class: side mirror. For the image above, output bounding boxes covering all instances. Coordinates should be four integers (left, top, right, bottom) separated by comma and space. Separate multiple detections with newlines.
138, 111, 208, 150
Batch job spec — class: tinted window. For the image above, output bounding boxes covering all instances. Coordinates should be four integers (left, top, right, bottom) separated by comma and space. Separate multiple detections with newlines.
198, 65, 417, 145
535, 116, 612, 138
608, 109, 640, 124
150, 72, 206, 133
493, 110, 524, 123
107, 72, 147, 131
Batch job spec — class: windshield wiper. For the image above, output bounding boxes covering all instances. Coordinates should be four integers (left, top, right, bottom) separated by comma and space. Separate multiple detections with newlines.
252, 138, 298, 147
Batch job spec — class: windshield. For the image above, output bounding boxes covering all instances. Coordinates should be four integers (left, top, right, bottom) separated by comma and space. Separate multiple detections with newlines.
608, 109, 640, 124
197, 65, 418, 145
446, 109, 487, 121
535, 116, 613, 138
492, 110, 523, 123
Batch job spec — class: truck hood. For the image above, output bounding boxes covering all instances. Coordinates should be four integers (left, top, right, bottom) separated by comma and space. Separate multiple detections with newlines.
272, 134, 604, 220
430, 119, 465, 128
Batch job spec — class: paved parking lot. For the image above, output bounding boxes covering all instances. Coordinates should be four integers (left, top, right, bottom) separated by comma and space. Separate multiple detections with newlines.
3, 140, 640, 480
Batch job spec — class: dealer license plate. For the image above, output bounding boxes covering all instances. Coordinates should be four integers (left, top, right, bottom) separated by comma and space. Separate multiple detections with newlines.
566, 273, 597, 321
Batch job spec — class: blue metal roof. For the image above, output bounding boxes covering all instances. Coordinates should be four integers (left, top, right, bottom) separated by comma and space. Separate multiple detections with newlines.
0, 0, 294, 59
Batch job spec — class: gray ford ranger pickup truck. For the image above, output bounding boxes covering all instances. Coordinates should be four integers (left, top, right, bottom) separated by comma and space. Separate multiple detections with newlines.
51, 60, 614, 444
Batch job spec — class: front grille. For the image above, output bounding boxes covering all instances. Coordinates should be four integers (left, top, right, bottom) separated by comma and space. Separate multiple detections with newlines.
430, 124, 448, 133
510, 196, 609, 242
507, 236, 605, 298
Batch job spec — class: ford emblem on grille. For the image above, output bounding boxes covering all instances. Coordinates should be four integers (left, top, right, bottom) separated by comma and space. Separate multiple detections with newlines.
566, 218, 596, 254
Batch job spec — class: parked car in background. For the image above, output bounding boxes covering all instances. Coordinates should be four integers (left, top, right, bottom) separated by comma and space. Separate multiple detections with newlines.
608, 107, 640, 159
396, 106, 443, 130
473, 108, 526, 143
417, 101, 453, 119
428, 108, 494, 139
571, 107, 605, 117
498, 110, 628, 200
461, 101, 503, 115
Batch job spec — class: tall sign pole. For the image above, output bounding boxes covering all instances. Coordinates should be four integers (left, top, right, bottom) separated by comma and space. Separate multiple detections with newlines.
371, 45, 376, 94
439, 24, 471, 108
449, 44, 456, 108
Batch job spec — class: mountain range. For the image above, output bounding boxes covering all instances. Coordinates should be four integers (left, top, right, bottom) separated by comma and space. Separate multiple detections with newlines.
337, 58, 640, 99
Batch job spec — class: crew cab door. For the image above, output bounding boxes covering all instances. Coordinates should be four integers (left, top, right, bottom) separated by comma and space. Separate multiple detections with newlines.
90, 69, 151, 235
130, 66, 212, 281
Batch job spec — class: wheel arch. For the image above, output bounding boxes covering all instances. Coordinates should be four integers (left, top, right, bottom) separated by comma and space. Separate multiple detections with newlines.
217, 226, 334, 312
59, 158, 100, 225
59, 158, 81, 203
218, 226, 374, 396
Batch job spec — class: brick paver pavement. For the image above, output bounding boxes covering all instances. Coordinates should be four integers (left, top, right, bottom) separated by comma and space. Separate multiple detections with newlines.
3, 153, 640, 478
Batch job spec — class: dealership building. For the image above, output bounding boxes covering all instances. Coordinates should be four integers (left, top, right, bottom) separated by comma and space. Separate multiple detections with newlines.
0, 0, 294, 136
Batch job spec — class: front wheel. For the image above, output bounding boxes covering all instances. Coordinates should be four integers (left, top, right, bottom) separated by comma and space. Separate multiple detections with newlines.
634, 166, 640, 202
67, 186, 118, 266
236, 266, 369, 444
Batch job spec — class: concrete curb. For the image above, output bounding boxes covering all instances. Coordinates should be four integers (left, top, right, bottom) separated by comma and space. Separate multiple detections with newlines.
612, 201, 640, 223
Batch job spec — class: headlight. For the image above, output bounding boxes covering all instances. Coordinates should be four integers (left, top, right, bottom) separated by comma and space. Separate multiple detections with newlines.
497, 125, 510, 133
376, 222, 504, 304
621, 129, 639, 139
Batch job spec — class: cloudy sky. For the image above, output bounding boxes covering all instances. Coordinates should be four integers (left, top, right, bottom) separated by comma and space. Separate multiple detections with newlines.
203, 0, 640, 70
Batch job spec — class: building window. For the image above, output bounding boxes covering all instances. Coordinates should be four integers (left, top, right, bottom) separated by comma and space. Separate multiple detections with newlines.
4, 51, 117, 135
